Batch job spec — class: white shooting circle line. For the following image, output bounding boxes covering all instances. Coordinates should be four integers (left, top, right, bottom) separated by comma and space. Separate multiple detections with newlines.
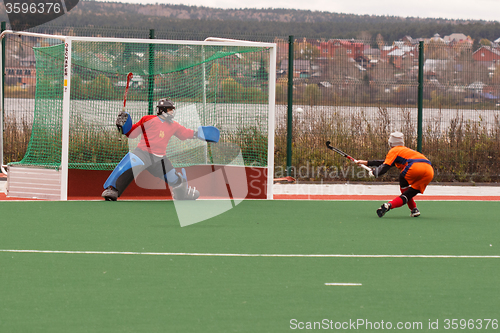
325, 283, 362, 286
0, 249, 499, 259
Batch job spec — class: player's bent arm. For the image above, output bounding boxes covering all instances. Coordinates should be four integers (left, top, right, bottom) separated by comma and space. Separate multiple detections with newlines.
372, 163, 391, 178
367, 160, 384, 167
173, 126, 196, 141
126, 116, 154, 139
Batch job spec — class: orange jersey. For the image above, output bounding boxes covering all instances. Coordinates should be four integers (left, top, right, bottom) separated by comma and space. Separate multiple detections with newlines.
384, 146, 430, 172
384, 146, 434, 193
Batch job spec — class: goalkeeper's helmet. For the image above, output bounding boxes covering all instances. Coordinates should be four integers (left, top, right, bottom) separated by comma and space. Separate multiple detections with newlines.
157, 98, 175, 123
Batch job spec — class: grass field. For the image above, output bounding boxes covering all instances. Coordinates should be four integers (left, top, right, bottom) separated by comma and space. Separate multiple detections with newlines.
1, 200, 499, 332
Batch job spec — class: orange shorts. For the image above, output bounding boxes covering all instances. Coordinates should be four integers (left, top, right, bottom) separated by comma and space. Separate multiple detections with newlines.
404, 162, 434, 194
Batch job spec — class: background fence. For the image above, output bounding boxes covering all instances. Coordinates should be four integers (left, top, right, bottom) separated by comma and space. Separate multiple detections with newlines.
2, 23, 500, 182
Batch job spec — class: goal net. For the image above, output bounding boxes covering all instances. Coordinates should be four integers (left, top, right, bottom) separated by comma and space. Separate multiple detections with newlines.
1, 31, 276, 200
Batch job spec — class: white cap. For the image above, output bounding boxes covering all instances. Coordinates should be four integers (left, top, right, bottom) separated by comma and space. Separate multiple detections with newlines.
388, 131, 404, 147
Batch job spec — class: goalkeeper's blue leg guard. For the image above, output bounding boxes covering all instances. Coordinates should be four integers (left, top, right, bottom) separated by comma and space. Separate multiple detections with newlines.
102, 152, 145, 199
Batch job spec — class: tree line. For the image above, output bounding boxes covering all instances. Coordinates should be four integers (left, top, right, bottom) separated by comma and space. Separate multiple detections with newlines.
1, 1, 499, 45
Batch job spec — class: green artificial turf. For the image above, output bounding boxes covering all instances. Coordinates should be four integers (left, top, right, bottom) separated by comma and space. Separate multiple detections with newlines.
1, 200, 499, 332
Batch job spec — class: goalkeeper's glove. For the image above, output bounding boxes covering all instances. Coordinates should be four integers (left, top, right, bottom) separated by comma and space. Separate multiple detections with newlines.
116, 111, 132, 135
193, 126, 220, 143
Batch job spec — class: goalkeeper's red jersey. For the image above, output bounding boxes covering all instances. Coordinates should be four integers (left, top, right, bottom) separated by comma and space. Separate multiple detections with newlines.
126, 115, 194, 156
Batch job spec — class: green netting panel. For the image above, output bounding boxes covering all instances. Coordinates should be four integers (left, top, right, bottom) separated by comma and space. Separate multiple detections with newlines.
13, 39, 271, 170
11, 43, 65, 169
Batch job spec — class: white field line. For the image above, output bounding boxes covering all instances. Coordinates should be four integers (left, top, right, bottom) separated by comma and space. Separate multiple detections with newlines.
0, 249, 499, 258
325, 283, 362, 286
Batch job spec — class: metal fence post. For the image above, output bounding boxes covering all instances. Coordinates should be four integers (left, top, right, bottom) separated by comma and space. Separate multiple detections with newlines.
417, 40, 424, 152
0, 21, 5, 173
286, 35, 294, 177
148, 29, 155, 115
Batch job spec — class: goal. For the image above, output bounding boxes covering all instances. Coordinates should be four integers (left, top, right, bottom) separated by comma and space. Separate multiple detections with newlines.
0, 31, 276, 200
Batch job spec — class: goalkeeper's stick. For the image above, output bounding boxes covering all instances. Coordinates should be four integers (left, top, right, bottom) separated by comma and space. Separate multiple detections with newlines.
118, 73, 133, 140
122, 72, 133, 114
325, 141, 374, 175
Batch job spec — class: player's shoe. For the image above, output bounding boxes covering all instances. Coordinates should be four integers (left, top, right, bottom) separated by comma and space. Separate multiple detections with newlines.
377, 203, 391, 218
410, 208, 421, 217
102, 186, 119, 201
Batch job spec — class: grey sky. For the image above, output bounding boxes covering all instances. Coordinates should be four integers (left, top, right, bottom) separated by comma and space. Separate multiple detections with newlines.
98, 0, 500, 22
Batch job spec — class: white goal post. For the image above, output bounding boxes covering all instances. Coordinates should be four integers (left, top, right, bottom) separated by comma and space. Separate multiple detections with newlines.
0, 30, 276, 200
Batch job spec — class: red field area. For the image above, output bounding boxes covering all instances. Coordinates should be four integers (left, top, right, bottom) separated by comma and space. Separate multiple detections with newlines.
2, 192, 500, 201
2, 170, 500, 201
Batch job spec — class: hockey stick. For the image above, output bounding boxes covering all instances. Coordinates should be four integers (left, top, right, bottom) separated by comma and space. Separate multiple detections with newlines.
122, 72, 133, 114
325, 141, 374, 176
117, 73, 133, 140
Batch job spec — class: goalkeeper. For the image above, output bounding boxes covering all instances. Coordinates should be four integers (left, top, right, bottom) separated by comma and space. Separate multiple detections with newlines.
102, 98, 219, 201
356, 131, 434, 218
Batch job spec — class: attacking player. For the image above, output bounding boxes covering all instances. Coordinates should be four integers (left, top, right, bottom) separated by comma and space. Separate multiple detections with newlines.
356, 131, 434, 218
102, 98, 219, 201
